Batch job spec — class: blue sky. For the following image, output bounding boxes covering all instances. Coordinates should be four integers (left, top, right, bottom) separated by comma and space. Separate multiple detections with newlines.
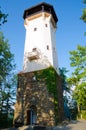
1, 0, 86, 76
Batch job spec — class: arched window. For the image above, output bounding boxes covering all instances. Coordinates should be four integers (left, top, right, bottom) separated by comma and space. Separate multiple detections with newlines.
27, 105, 37, 125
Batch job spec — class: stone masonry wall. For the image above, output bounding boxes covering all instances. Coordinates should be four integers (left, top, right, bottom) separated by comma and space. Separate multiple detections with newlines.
14, 68, 64, 126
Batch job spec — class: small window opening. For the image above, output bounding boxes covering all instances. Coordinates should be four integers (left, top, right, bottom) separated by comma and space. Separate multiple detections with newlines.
32, 48, 37, 51
32, 76, 36, 81
53, 47, 55, 51
34, 28, 37, 31
45, 24, 48, 27
47, 45, 49, 50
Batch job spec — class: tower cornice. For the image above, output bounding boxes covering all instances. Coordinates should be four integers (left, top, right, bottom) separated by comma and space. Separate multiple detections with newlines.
23, 2, 58, 23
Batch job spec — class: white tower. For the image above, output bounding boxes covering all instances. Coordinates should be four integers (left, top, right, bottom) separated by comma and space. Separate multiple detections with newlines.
23, 2, 59, 73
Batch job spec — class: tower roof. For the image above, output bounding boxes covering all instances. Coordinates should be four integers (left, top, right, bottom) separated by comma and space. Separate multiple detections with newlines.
23, 2, 58, 23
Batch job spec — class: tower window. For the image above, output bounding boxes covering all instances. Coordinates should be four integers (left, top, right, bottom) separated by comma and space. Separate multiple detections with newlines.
53, 47, 55, 51
45, 24, 48, 27
32, 76, 36, 81
47, 45, 49, 50
34, 28, 37, 31
32, 48, 37, 51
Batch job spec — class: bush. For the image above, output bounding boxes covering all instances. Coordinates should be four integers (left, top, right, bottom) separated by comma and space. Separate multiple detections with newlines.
0, 113, 13, 128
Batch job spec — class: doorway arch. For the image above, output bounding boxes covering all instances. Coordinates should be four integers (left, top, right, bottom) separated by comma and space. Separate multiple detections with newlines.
27, 105, 37, 125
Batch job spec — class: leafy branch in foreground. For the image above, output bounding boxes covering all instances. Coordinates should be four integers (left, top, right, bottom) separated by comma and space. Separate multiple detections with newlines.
0, 32, 17, 128
0, 7, 8, 26
68, 45, 86, 113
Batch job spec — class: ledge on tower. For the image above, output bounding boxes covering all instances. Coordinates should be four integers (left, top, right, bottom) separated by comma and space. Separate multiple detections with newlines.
23, 2, 58, 23
28, 48, 40, 61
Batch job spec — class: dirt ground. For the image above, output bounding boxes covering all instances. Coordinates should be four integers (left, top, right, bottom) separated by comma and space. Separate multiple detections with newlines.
2, 120, 86, 130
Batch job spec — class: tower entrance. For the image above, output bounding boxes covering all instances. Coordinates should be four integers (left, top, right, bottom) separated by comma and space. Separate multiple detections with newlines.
27, 105, 37, 125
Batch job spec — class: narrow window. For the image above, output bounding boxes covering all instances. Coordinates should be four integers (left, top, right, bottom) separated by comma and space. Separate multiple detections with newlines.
32, 48, 37, 51
45, 24, 48, 27
47, 45, 49, 50
53, 47, 55, 51
34, 28, 37, 31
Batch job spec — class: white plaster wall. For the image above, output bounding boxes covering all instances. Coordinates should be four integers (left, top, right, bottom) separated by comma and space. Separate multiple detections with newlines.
23, 14, 59, 73
50, 22, 59, 73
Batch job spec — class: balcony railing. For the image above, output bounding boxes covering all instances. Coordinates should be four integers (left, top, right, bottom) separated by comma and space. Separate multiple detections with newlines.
28, 48, 40, 61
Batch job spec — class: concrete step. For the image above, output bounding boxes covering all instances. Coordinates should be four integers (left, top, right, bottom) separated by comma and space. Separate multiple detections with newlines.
5, 126, 50, 130
18, 126, 47, 130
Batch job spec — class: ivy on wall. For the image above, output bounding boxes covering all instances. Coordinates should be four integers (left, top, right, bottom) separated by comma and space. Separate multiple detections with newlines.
34, 66, 59, 123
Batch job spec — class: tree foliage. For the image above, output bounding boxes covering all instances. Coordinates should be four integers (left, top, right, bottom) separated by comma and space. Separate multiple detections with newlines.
83, 0, 86, 4
0, 7, 8, 26
80, 8, 86, 23
0, 32, 17, 128
80, 1, 86, 35
68, 45, 86, 111
59, 68, 71, 119
80, 1, 86, 22
59, 68, 78, 120
59, 67, 69, 92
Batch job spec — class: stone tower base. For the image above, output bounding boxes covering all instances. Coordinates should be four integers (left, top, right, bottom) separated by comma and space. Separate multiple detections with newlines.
14, 67, 64, 126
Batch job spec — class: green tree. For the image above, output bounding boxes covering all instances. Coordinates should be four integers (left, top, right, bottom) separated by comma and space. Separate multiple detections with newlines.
0, 32, 16, 128
80, 8, 86, 23
59, 68, 69, 92
83, 0, 86, 3
80, 0, 86, 35
0, 7, 17, 128
0, 7, 8, 26
59, 68, 75, 120
68, 45, 86, 113
59, 68, 70, 105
